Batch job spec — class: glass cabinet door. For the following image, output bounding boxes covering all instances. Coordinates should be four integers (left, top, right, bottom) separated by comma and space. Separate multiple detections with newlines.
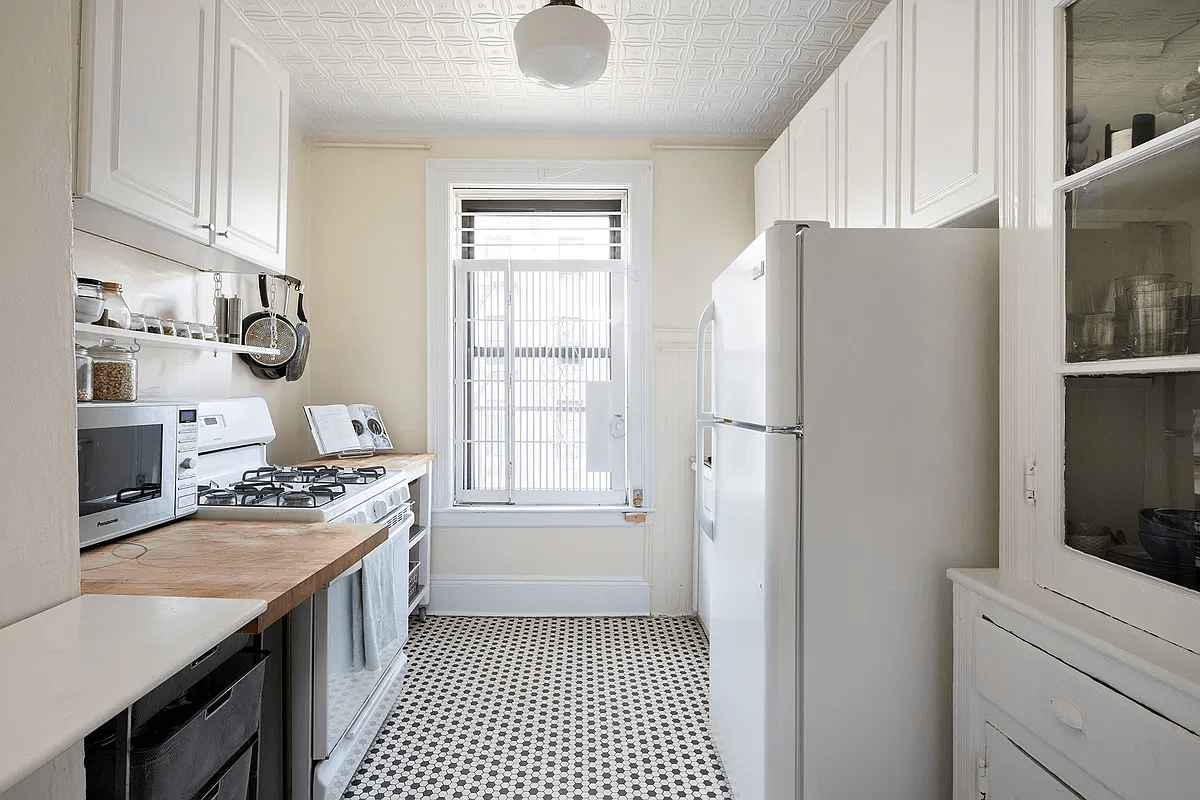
1034, 0, 1200, 654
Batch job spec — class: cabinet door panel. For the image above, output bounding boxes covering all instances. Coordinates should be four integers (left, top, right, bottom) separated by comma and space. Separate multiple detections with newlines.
788, 76, 837, 226
79, 0, 215, 241
900, 0, 997, 227
754, 132, 790, 236
214, 3, 289, 272
985, 724, 1082, 799
838, 2, 899, 228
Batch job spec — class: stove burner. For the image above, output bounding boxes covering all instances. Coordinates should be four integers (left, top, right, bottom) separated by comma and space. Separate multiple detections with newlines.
280, 491, 318, 508
292, 465, 334, 483
231, 481, 285, 507
309, 482, 347, 500
197, 486, 237, 506
242, 467, 281, 482
327, 465, 386, 485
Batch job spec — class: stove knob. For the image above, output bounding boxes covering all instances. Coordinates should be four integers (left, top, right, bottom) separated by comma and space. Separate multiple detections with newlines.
180, 456, 197, 470
372, 499, 387, 518
387, 490, 402, 506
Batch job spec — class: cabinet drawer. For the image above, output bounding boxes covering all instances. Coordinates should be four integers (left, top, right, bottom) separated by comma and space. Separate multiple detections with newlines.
975, 618, 1200, 799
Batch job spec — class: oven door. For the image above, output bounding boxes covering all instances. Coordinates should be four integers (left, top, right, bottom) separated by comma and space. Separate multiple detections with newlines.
311, 504, 414, 760
77, 403, 178, 547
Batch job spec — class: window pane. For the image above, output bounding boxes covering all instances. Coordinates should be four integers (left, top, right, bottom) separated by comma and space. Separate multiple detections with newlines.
511, 270, 613, 492
1065, 374, 1200, 592
464, 271, 508, 492
464, 214, 618, 260
1065, 0, 1200, 175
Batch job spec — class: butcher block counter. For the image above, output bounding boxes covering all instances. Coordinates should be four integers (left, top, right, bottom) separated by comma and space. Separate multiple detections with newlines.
299, 452, 435, 473
80, 519, 388, 632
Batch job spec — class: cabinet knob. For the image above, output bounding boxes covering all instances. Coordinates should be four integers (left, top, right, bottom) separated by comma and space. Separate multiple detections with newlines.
1048, 697, 1085, 731
180, 456, 197, 470
216, 230, 230, 238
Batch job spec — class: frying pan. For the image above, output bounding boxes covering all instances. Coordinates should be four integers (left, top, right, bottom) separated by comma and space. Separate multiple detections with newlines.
238, 274, 297, 380
286, 285, 310, 382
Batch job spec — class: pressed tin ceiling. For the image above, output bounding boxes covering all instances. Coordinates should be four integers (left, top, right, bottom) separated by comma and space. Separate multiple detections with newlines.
231, 0, 889, 138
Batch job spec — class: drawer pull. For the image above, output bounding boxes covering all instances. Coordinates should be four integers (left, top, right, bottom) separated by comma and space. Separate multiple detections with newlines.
199, 780, 221, 800
190, 645, 219, 668
1049, 697, 1085, 731
205, 688, 234, 718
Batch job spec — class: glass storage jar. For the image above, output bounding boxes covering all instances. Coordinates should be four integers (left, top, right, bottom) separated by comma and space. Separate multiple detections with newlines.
143, 315, 163, 335
75, 345, 93, 402
171, 320, 191, 338
100, 282, 132, 329
75, 277, 105, 324
88, 342, 137, 401
201, 324, 218, 342
160, 319, 177, 337
190, 322, 204, 340
128, 313, 147, 333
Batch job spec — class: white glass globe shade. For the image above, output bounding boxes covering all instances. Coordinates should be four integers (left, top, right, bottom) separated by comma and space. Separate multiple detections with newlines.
513, 3, 611, 90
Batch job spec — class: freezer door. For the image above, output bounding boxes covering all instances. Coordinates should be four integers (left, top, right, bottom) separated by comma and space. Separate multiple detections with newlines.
709, 422, 799, 800
712, 221, 824, 427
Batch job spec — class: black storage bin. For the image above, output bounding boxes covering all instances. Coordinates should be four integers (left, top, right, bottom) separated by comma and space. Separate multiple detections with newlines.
132, 634, 252, 728
86, 651, 267, 800
194, 742, 254, 800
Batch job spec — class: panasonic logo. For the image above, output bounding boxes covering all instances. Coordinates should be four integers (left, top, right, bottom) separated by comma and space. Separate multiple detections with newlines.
97, 518, 120, 527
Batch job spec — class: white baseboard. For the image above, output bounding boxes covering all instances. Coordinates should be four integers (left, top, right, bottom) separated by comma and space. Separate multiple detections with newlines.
429, 576, 652, 617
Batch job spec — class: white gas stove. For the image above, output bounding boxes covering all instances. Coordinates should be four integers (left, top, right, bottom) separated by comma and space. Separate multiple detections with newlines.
194, 397, 408, 524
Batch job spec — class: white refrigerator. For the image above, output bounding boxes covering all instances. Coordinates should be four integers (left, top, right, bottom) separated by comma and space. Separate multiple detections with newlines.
695, 222, 999, 800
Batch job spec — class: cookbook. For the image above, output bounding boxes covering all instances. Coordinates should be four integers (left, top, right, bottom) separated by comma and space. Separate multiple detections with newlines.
305, 403, 394, 455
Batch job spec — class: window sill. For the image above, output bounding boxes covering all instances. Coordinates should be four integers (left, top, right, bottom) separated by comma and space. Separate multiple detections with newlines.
432, 506, 654, 529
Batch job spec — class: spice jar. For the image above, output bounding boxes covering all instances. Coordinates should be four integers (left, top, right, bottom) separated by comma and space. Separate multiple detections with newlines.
75, 345, 93, 402
201, 324, 218, 342
172, 320, 191, 338
190, 322, 204, 340
128, 313, 147, 333
100, 282, 132, 329
160, 319, 177, 337
88, 342, 138, 402
143, 316, 163, 335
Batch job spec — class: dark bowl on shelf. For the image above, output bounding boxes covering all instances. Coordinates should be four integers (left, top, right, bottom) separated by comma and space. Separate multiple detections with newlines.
1137, 508, 1198, 566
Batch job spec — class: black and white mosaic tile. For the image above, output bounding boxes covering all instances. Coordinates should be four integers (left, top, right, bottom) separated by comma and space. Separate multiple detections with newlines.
344, 616, 732, 800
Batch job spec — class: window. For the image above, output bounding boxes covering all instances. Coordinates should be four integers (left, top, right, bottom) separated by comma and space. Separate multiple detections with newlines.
427, 160, 652, 524
456, 194, 629, 505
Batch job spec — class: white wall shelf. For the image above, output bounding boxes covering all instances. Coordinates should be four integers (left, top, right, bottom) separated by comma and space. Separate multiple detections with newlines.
74, 322, 279, 357
1053, 117, 1200, 197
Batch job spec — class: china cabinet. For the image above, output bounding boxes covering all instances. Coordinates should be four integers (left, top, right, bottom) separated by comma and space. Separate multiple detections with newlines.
1017, 0, 1200, 656
753, 130, 790, 235
787, 76, 838, 225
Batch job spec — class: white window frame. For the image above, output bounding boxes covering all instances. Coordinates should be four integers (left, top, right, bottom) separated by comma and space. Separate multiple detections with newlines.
427, 159, 653, 528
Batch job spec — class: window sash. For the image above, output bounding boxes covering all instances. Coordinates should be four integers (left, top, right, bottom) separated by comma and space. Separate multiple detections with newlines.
454, 258, 628, 506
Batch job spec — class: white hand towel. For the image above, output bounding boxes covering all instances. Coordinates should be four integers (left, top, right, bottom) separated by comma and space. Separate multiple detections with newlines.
360, 536, 399, 672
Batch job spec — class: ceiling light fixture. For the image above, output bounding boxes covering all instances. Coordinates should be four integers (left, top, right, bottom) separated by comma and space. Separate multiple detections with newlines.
513, 0, 611, 90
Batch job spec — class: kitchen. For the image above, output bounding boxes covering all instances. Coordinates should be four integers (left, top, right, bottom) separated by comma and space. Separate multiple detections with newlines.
5, 1, 1200, 800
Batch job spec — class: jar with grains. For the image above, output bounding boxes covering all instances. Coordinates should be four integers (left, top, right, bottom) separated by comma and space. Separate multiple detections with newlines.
190, 322, 204, 340
88, 342, 137, 401
143, 315, 163, 336
75, 345, 93, 402
100, 282, 132, 329
160, 319, 177, 337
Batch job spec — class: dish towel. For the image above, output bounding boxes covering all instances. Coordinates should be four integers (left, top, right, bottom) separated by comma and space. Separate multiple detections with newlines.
358, 536, 399, 672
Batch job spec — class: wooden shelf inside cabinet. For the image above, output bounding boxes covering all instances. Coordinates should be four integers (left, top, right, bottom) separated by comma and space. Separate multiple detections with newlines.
74, 323, 280, 357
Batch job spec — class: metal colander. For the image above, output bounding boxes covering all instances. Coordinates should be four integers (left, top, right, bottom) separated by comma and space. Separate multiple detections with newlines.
244, 317, 296, 365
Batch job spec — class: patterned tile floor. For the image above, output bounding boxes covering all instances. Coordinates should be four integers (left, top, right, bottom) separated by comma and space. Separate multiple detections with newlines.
344, 616, 733, 800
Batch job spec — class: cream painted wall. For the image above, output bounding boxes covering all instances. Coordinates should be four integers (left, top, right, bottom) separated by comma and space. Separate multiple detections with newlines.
0, 1, 87, 797
71, 128, 316, 465
305, 138, 758, 613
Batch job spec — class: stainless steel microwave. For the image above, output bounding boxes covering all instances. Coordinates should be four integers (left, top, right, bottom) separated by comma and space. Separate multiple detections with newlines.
77, 402, 199, 548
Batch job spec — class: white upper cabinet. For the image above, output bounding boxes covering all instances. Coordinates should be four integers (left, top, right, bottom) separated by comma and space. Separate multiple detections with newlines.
838, 1, 900, 228
787, 75, 838, 226
77, 0, 216, 243
899, 0, 998, 228
754, 131, 790, 235
76, 0, 289, 274
213, 2, 289, 272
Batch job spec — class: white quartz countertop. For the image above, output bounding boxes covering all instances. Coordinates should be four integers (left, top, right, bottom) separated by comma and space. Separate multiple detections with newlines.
0, 593, 267, 795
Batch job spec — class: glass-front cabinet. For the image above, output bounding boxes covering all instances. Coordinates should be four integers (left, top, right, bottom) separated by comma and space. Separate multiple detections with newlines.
1034, 0, 1200, 653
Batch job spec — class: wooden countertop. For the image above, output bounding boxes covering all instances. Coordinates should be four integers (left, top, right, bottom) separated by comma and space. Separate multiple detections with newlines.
80, 519, 388, 633
0, 594, 266, 795
299, 452, 435, 473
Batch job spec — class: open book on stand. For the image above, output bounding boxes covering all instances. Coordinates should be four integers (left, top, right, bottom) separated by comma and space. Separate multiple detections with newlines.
305, 404, 394, 457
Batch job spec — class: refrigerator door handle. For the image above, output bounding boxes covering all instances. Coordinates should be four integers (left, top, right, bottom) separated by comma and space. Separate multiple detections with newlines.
695, 420, 715, 542
696, 300, 716, 422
